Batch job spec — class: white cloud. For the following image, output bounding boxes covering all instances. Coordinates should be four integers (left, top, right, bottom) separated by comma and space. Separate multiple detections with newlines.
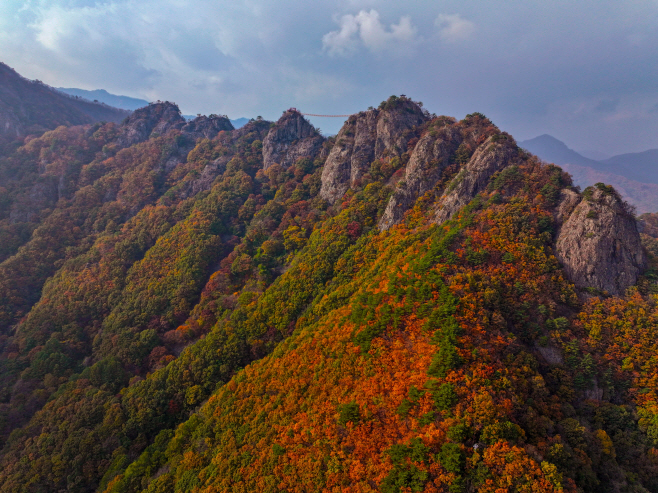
323, 9, 417, 56
435, 13, 475, 43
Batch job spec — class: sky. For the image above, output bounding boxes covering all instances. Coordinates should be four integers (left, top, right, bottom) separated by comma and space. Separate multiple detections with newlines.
1, 1, 657, 155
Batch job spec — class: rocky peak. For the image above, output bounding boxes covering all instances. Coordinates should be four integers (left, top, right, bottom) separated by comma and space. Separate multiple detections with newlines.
319, 96, 428, 204
117, 101, 186, 147
182, 114, 234, 140
374, 97, 427, 158
379, 120, 462, 230
433, 134, 518, 224
230, 118, 273, 142
555, 184, 647, 295
262, 109, 324, 169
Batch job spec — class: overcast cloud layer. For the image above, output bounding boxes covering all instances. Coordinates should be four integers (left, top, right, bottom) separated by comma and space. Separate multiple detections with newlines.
1, 0, 657, 154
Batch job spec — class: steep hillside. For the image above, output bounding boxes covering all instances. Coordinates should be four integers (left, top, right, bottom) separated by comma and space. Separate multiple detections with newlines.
0, 62, 129, 141
0, 96, 656, 492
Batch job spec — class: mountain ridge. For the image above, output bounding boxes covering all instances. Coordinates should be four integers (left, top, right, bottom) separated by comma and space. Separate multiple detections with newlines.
0, 96, 656, 492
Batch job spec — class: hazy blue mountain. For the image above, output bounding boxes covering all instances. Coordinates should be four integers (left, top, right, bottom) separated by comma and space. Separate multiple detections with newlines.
520, 134, 658, 185
576, 149, 611, 161
602, 149, 658, 184
520, 134, 604, 168
57, 88, 149, 111
230, 117, 249, 128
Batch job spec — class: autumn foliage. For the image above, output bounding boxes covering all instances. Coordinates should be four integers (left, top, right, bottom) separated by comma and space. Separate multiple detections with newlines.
0, 102, 657, 492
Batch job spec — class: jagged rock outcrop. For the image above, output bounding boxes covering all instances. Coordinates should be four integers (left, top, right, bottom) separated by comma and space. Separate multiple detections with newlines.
117, 102, 186, 147
262, 110, 324, 170
179, 155, 232, 199
182, 115, 234, 139
433, 135, 518, 224
555, 185, 647, 295
379, 123, 462, 229
320, 98, 427, 204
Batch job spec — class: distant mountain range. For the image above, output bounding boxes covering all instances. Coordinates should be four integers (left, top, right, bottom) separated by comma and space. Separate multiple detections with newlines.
520, 134, 658, 213
57, 87, 149, 111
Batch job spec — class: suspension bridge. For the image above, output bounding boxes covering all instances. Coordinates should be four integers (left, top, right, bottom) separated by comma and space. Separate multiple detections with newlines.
288, 108, 352, 118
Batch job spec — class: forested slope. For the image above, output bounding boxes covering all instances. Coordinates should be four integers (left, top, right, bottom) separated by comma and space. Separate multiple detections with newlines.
0, 62, 129, 141
0, 96, 657, 492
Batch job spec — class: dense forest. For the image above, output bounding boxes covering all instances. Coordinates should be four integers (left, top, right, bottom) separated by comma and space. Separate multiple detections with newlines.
0, 94, 657, 493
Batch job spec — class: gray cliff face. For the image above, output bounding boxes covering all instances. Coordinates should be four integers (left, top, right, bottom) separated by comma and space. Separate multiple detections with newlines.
374, 101, 426, 159
181, 115, 234, 139
262, 110, 324, 170
379, 124, 462, 230
117, 102, 186, 147
0, 104, 23, 139
349, 110, 379, 184
555, 189, 581, 225
9, 177, 60, 223
555, 186, 647, 295
319, 99, 427, 204
318, 118, 357, 203
434, 135, 518, 224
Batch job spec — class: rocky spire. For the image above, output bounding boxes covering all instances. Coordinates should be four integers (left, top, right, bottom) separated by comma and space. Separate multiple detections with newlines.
181, 114, 234, 139
262, 109, 324, 169
379, 122, 462, 230
319, 97, 428, 204
117, 101, 186, 147
433, 134, 518, 224
555, 184, 647, 295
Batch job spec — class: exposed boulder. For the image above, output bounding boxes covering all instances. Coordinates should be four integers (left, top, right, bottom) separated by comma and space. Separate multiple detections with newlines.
555, 184, 647, 295
117, 102, 186, 147
0, 102, 23, 139
262, 110, 324, 170
320, 97, 427, 204
434, 134, 518, 224
182, 115, 234, 139
379, 123, 462, 230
